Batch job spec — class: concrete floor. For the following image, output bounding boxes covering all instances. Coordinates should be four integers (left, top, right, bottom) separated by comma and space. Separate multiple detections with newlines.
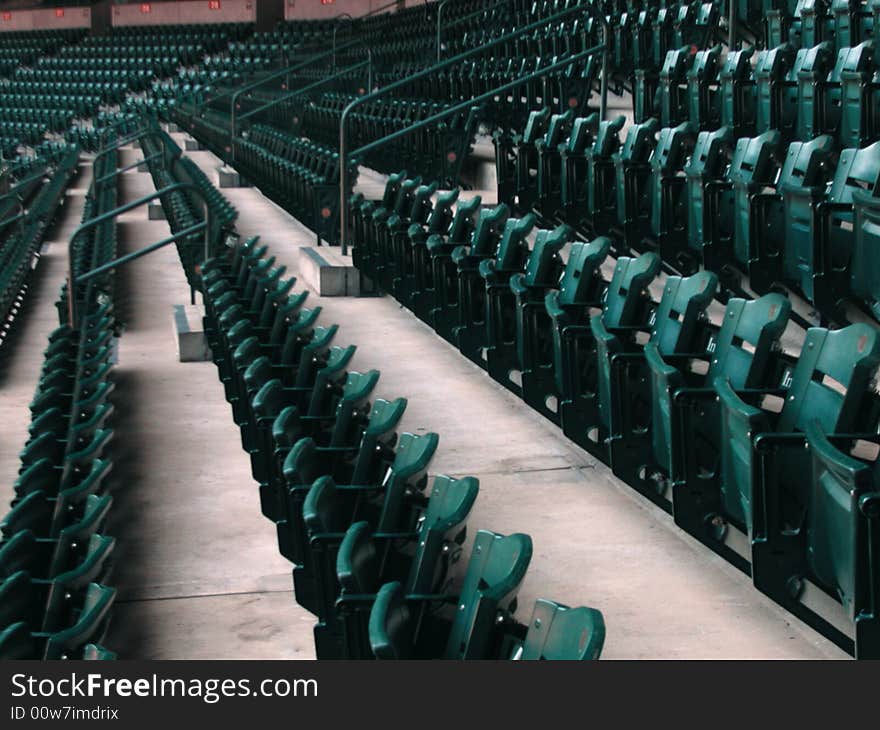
162, 132, 847, 659
0, 136, 849, 659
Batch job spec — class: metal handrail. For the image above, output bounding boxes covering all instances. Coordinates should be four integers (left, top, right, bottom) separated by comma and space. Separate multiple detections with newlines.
437, 0, 512, 63
227, 38, 371, 151
67, 182, 214, 328
340, 44, 604, 254
96, 115, 143, 148
94, 151, 164, 185
93, 126, 169, 172
0, 196, 26, 236
349, 48, 602, 160
211, 37, 365, 115
0, 169, 51, 202
234, 58, 372, 140
338, 2, 611, 254
364, 0, 404, 19
231, 60, 372, 164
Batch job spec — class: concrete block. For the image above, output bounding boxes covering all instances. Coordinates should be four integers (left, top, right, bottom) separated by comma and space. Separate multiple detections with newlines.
217, 166, 249, 188
172, 304, 211, 362
297, 246, 368, 297
148, 202, 166, 220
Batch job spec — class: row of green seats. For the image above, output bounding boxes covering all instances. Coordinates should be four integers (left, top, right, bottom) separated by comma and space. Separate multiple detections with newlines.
0, 147, 120, 660
138, 129, 238, 291
0, 143, 79, 344
498, 103, 880, 324
197, 233, 605, 660
351, 168, 880, 658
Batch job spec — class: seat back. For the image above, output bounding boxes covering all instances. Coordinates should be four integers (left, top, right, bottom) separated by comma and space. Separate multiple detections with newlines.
754, 44, 796, 133
368, 581, 414, 659
602, 252, 662, 329
348, 397, 408, 484
520, 225, 572, 289
492, 215, 537, 272
468, 204, 511, 258
376, 432, 440, 532
851, 188, 880, 309
564, 114, 598, 154
651, 270, 718, 356
443, 530, 533, 659
517, 599, 606, 660
424, 189, 459, 235
336, 475, 479, 596
684, 126, 733, 251
824, 142, 880, 272
728, 130, 783, 264
552, 237, 612, 308
43, 582, 115, 660
444, 196, 482, 245
707, 293, 791, 388
589, 115, 626, 159
779, 323, 880, 434
405, 475, 480, 594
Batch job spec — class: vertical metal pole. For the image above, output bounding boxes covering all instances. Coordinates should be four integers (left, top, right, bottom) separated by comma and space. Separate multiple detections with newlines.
230, 91, 240, 163
437, 0, 450, 63
367, 48, 373, 92
333, 13, 354, 73
600, 21, 609, 121
67, 231, 77, 328
14, 194, 25, 239
728, 0, 737, 50
339, 106, 350, 256
202, 198, 212, 265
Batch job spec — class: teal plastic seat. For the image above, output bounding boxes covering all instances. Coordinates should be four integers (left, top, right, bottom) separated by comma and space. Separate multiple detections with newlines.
486, 223, 571, 392
524, 237, 610, 423
514, 599, 606, 660
333, 475, 480, 659
369, 530, 533, 660
648, 294, 791, 527
802, 420, 880, 658
557, 252, 661, 459
713, 324, 880, 570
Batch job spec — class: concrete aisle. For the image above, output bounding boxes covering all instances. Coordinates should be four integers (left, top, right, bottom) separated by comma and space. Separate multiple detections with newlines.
0, 163, 91, 510
175, 134, 848, 659
103, 150, 315, 659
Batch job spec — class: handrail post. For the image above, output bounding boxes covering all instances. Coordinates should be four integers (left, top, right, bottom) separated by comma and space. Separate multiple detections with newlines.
728, 0, 737, 49
600, 18, 609, 121
67, 182, 215, 329
332, 14, 354, 72
339, 104, 352, 256
436, 0, 450, 63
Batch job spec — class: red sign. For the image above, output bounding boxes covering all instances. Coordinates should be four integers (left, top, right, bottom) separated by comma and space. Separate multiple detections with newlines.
321, 0, 335, 5
1, 12, 11, 21
208, 0, 221, 9
140, 3, 152, 13
55, 8, 64, 17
